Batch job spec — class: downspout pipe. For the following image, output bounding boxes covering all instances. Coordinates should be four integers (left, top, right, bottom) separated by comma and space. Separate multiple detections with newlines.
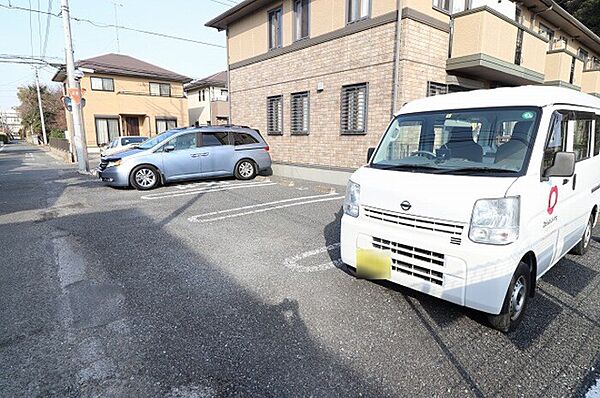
226, 27, 233, 125
390, 0, 404, 117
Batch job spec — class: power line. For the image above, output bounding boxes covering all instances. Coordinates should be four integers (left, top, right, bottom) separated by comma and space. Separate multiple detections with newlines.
208, 0, 238, 7
70, 17, 225, 48
37, 0, 42, 56
41, 0, 53, 57
0, 2, 225, 49
28, 0, 34, 59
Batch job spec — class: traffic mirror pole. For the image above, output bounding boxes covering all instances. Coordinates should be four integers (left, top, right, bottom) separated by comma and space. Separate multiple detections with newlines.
61, 0, 89, 172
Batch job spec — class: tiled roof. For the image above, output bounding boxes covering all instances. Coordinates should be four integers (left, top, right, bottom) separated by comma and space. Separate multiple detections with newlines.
52, 53, 191, 83
184, 71, 228, 92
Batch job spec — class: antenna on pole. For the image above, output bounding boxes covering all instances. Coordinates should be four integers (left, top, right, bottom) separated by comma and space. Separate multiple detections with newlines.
109, 1, 123, 53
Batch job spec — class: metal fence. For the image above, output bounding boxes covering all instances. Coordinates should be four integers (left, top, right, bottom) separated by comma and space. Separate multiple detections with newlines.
49, 138, 70, 153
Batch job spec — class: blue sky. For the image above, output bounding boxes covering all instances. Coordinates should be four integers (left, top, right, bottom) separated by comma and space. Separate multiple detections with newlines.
0, 0, 232, 111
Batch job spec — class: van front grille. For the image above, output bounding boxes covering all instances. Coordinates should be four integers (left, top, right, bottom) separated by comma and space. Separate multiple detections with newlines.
364, 206, 464, 237
372, 236, 444, 286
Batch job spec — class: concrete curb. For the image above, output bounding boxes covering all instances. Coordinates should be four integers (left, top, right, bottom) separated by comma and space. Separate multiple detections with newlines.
271, 163, 354, 187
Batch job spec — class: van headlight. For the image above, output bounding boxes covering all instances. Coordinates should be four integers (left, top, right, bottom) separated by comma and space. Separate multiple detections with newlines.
344, 181, 360, 218
469, 197, 520, 245
106, 160, 122, 168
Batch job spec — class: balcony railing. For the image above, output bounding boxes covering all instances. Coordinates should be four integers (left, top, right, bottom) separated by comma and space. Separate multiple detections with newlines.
447, 7, 548, 85
544, 49, 584, 89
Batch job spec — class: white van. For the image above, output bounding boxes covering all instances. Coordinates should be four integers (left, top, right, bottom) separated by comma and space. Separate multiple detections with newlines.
341, 86, 600, 332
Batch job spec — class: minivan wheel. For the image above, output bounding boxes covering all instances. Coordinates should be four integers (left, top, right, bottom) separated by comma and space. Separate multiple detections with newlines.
235, 160, 257, 180
570, 214, 594, 255
130, 165, 160, 190
488, 262, 530, 333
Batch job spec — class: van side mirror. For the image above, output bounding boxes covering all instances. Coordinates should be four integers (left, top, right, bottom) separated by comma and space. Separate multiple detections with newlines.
544, 151, 575, 178
164, 145, 175, 153
367, 147, 375, 163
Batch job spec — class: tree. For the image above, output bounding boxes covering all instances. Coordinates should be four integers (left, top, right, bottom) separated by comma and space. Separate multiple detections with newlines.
555, 0, 600, 37
15, 83, 66, 139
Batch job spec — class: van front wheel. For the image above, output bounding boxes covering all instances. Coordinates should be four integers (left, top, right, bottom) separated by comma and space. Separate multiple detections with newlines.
570, 214, 594, 256
488, 262, 530, 333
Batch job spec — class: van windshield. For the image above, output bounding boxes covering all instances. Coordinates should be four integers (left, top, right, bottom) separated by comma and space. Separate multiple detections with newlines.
137, 130, 178, 150
371, 107, 541, 176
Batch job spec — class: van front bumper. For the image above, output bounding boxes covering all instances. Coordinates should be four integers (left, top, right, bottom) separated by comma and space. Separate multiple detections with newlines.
98, 166, 130, 187
341, 213, 524, 315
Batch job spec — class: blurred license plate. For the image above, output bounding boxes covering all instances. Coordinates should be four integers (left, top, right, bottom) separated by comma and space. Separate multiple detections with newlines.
356, 248, 391, 279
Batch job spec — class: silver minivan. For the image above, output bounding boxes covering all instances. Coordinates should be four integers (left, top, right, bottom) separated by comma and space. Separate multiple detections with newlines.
98, 125, 272, 190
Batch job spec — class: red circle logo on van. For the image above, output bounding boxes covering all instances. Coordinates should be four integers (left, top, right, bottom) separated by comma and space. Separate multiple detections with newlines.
547, 186, 559, 215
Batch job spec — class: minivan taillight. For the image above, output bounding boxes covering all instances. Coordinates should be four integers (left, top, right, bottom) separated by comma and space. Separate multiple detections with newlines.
264, 146, 270, 152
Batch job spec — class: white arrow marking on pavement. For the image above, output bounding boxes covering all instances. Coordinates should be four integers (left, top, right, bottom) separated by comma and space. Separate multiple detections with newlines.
283, 243, 343, 273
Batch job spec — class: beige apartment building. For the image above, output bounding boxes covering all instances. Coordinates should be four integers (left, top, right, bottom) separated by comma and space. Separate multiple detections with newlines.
207, 0, 600, 171
185, 71, 230, 126
53, 54, 191, 150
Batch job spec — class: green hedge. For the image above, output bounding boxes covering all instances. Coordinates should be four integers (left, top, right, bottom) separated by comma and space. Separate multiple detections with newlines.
49, 130, 65, 139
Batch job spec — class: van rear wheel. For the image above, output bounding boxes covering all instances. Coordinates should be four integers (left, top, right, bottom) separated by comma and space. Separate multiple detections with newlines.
488, 262, 530, 333
235, 160, 257, 180
570, 214, 594, 256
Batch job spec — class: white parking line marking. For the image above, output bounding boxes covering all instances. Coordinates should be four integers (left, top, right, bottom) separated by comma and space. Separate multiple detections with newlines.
188, 194, 344, 223
188, 193, 339, 222
140, 181, 277, 200
283, 243, 343, 273
174, 181, 232, 190
0, 146, 6, 152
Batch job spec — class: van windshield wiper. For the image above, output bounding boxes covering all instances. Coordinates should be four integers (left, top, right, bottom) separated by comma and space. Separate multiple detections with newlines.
372, 164, 442, 173
437, 167, 518, 175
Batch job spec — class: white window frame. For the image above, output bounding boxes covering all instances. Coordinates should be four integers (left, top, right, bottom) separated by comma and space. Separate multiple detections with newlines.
150, 82, 171, 97
90, 77, 114, 92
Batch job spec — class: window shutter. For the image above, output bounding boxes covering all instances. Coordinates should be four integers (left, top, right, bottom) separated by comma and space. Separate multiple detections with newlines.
427, 82, 448, 97
291, 92, 309, 135
341, 83, 367, 134
267, 96, 283, 135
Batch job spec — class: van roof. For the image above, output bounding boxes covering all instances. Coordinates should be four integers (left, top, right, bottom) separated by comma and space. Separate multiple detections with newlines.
397, 86, 600, 116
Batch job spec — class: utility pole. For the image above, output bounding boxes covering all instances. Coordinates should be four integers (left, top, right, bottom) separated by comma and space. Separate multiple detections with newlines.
61, 0, 89, 172
34, 67, 48, 145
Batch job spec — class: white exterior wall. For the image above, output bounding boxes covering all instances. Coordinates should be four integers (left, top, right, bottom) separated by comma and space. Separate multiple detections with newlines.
470, 0, 515, 19
187, 86, 229, 126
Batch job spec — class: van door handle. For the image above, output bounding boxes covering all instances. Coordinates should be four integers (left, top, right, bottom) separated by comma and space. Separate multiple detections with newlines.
199, 152, 209, 157
191, 153, 200, 158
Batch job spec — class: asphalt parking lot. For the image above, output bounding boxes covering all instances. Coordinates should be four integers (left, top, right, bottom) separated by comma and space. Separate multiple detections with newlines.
2, 142, 600, 397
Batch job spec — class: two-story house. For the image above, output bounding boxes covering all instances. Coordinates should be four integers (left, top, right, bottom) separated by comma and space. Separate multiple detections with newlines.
206, 0, 600, 173
52, 53, 191, 150
185, 71, 230, 126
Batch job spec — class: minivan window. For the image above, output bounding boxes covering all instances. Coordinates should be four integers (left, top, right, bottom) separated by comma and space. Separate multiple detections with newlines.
138, 131, 177, 150
202, 132, 229, 146
121, 137, 145, 146
371, 107, 541, 175
166, 133, 197, 151
233, 133, 259, 145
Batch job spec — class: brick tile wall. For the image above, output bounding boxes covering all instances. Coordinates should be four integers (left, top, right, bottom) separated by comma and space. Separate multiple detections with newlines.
230, 18, 451, 169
